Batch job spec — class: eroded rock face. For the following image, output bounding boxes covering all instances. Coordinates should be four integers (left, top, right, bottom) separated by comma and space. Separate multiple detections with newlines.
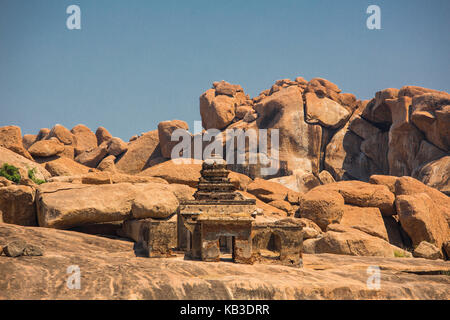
75, 143, 108, 168
107, 137, 128, 157
96, 155, 117, 173
385, 96, 424, 177
139, 159, 202, 188
410, 93, 450, 152
22, 134, 37, 150
413, 241, 443, 260
45, 157, 91, 177
28, 139, 65, 158
247, 178, 291, 203
0, 146, 50, 181
299, 189, 345, 231
255, 86, 322, 176
415, 156, 450, 195
95, 127, 112, 146
115, 130, 164, 174
71, 124, 97, 155
200, 81, 246, 130
0, 185, 36, 226
36, 182, 179, 229
0, 126, 33, 160
362, 88, 399, 125
394, 177, 450, 224
269, 170, 321, 194
131, 185, 179, 219
340, 205, 388, 241
396, 193, 449, 251
310, 181, 396, 216
1, 223, 449, 300
158, 120, 190, 159
324, 108, 383, 181
304, 92, 350, 128
48, 124, 76, 146
304, 224, 410, 258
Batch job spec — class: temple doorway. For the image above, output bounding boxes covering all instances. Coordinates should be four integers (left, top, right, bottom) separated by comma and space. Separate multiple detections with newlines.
219, 236, 234, 262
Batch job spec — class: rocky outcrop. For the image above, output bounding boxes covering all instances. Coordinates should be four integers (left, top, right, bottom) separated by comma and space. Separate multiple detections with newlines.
304, 92, 350, 128
95, 127, 112, 145
0, 185, 36, 226
396, 193, 449, 252
75, 143, 108, 168
339, 205, 388, 242
44, 157, 91, 176
71, 124, 97, 155
1, 77, 449, 273
46, 172, 168, 185
139, 159, 202, 188
298, 189, 345, 231
0, 146, 50, 181
247, 178, 292, 203
255, 86, 322, 176
304, 224, 410, 258
115, 130, 164, 174
1, 223, 449, 300
410, 93, 450, 152
0, 126, 33, 160
22, 134, 37, 150
158, 120, 189, 158
269, 170, 321, 193
48, 124, 76, 146
96, 155, 117, 173
415, 156, 449, 195
413, 241, 443, 260
200, 81, 249, 130
28, 139, 65, 158
311, 181, 396, 216
36, 182, 179, 229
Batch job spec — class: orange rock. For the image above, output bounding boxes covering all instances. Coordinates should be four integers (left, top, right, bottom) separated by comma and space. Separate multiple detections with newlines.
158, 120, 189, 158
45, 157, 91, 177
115, 130, 164, 174
0, 126, 33, 160
247, 178, 292, 203
304, 92, 350, 128
95, 127, 112, 146
298, 189, 345, 231
396, 193, 449, 252
411, 93, 450, 151
340, 205, 388, 241
255, 86, 322, 176
139, 159, 202, 188
28, 139, 65, 158
311, 180, 396, 216
71, 124, 97, 155
48, 124, 76, 146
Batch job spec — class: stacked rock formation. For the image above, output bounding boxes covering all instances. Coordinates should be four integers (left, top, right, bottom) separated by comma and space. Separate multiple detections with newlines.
0, 75, 449, 262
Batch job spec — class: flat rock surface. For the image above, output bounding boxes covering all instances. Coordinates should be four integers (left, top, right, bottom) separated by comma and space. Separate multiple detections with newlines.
0, 223, 449, 300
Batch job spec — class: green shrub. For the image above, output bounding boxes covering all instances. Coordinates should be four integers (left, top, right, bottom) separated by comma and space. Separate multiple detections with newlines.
0, 163, 21, 183
394, 250, 408, 258
28, 168, 46, 185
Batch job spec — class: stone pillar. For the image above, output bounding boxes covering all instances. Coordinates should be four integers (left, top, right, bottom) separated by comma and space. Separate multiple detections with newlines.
201, 239, 220, 262
233, 239, 253, 264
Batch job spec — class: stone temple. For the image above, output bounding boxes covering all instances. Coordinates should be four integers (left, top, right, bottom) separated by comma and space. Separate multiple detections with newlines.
178, 155, 257, 263
121, 155, 303, 266
178, 155, 304, 266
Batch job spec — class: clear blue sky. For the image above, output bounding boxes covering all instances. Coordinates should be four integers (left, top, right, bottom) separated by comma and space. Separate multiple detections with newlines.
1, 0, 449, 140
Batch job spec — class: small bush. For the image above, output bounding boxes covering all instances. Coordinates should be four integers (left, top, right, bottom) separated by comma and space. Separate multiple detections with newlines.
0, 163, 21, 183
28, 168, 46, 185
394, 250, 408, 258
